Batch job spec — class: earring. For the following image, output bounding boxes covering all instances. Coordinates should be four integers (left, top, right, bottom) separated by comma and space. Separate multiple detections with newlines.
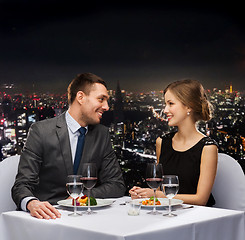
187, 111, 190, 116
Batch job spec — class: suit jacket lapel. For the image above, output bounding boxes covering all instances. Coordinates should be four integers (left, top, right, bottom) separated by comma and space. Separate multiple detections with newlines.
56, 112, 73, 175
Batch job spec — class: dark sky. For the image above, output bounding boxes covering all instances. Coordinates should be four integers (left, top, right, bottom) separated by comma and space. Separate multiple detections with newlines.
0, 1, 245, 93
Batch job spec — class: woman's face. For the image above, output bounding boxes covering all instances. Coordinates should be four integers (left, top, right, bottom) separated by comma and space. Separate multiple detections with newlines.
164, 90, 190, 126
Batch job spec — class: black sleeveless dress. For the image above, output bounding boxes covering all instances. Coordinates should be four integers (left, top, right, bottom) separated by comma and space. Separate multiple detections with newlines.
159, 132, 218, 207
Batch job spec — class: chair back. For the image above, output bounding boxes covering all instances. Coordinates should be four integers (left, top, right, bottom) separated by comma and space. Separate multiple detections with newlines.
0, 155, 20, 214
212, 153, 245, 211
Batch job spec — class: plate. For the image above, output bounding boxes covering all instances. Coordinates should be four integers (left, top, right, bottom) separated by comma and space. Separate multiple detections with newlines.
137, 198, 183, 208
57, 198, 114, 209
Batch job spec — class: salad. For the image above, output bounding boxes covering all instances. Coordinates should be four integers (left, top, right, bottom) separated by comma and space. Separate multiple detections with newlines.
72, 195, 97, 206
142, 196, 161, 206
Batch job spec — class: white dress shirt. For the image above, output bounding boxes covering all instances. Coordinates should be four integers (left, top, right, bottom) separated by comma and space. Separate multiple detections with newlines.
65, 111, 88, 162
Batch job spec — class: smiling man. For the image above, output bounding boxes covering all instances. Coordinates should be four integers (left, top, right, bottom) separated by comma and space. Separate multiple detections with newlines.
12, 73, 126, 219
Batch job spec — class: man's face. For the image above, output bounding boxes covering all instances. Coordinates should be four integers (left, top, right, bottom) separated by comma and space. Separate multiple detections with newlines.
80, 83, 109, 125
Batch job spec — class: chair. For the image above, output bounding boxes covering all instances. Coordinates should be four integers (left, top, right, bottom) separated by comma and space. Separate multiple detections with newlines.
212, 153, 245, 211
0, 155, 20, 214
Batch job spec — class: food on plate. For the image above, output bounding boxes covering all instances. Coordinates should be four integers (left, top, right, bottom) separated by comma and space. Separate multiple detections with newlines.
77, 195, 88, 206
87, 196, 97, 206
142, 196, 161, 206
72, 195, 97, 206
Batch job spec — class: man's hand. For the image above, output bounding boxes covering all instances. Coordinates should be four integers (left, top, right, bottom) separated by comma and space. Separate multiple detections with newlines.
27, 200, 61, 220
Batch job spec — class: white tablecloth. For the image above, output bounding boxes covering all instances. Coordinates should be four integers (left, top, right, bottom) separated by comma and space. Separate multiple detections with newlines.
1, 197, 245, 240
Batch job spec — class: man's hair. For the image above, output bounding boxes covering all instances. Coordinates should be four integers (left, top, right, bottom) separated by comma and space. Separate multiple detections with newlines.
67, 73, 107, 105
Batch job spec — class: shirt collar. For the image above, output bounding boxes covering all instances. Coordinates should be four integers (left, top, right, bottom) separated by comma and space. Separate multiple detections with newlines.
65, 111, 88, 134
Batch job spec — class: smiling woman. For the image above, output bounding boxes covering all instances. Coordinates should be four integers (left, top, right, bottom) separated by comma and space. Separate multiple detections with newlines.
129, 79, 218, 207
164, 79, 213, 125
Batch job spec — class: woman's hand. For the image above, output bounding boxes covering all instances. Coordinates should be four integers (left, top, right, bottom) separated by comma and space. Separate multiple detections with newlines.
129, 186, 154, 199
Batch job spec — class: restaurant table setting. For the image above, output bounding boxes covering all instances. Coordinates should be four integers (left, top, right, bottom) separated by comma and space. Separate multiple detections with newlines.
1, 196, 245, 240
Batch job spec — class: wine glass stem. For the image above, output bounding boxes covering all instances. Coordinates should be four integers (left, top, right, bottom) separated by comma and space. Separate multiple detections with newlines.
74, 199, 77, 215
88, 189, 91, 212
168, 198, 171, 215
153, 189, 156, 212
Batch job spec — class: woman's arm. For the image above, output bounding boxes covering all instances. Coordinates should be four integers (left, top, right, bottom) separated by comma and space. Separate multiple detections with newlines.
156, 137, 162, 164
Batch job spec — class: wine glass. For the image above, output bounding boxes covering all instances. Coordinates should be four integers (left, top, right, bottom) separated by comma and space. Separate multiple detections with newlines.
162, 175, 179, 217
66, 175, 83, 217
81, 163, 97, 214
145, 162, 163, 215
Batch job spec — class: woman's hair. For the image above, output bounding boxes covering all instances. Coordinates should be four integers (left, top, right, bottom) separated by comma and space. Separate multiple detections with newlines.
67, 73, 107, 105
164, 79, 213, 122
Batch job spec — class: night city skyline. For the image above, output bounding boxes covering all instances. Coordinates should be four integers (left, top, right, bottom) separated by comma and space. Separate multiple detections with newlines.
0, 2, 245, 93
1, 80, 245, 191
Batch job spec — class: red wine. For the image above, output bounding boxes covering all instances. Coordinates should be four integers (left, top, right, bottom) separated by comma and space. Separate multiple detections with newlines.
81, 177, 97, 189
146, 178, 162, 189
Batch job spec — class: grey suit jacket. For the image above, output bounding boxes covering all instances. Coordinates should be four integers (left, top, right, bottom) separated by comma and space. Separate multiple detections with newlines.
12, 111, 126, 209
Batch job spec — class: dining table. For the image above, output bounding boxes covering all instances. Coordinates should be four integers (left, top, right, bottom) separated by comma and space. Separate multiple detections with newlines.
0, 196, 244, 240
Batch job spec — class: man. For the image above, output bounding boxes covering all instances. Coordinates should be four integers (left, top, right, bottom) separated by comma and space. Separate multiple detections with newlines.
12, 73, 126, 219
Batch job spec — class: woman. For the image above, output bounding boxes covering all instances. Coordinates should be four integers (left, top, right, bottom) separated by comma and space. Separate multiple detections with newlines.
129, 79, 218, 206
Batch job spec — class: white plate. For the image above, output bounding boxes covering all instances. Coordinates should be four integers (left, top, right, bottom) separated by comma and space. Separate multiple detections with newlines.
138, 198, 183, 208
57, 198, 114, 209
